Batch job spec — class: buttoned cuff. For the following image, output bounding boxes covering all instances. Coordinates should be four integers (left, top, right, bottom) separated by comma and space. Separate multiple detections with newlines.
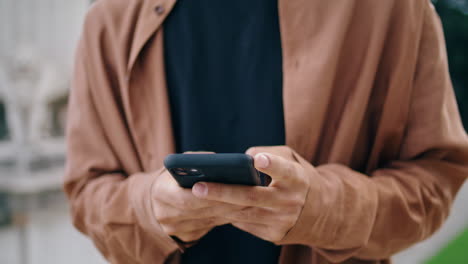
129, 169, 183, 255
277, 160, 323, 246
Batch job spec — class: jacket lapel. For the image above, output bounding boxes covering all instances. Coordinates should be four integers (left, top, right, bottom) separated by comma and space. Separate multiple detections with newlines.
124, 0, 177, 171
125, 0, 359, 167
127, 0, 177, 76
279, 0, 357, 163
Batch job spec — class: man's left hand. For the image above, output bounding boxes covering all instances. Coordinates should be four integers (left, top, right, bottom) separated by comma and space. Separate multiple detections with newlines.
191, 146, 311, 243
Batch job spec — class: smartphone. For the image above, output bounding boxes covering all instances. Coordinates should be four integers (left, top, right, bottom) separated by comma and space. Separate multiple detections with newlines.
164, 153, 266, 188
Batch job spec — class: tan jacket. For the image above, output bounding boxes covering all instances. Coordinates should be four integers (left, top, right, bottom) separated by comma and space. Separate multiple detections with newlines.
64, 0, 468, 263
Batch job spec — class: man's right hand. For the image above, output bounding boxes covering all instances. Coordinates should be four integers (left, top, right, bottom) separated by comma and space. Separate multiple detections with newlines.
152, 169, 244, 243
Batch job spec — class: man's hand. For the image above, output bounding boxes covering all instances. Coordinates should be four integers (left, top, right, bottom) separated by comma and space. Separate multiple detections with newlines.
191, 146, 311, 243
152, 169, 244, 243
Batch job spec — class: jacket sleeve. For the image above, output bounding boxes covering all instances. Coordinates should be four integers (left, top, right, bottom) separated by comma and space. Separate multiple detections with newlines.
279, 3, 468, 262
63, 17, 179, 264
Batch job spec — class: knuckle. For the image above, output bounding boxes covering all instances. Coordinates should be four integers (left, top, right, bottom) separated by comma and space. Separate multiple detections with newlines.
201, 217, 216, 227
261, 233, 273, 242
245, 208, 258, 220
286, 162, 296, 176
271, 228, 287, 242
181, 230, 205, 242
280, 145, 298, 162
265, 231, 281, 242
295, 166, 308, 182
156, 213, 170, 224
154, 206, 170, 223
274, 214, 294, 229
278, 145, 291, 152
234, 208, 253, 221
292, 203, 304, 215
227, 210, 241, 221
152, 181, 161, 194
246, 147, 259, 156
215, 217, 229, 226
163, 225, 177, 236
194, 230, 208, 239
246, 190, 259, 203
171, 208, 185, 219
232, 209, 245, 220
271, 235, 282, 242
284, 217, 297, 230
286, 146, 296, 158
284, 193, 305, 207
178, 233, 193, 242
161, 210, 184, 224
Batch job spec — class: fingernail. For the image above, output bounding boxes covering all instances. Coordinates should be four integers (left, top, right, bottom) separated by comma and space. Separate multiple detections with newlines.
256, 154, 269, 169
193, 183, 207, 196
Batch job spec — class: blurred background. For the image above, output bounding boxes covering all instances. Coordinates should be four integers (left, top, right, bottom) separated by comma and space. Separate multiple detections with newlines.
0, 0, 466, 263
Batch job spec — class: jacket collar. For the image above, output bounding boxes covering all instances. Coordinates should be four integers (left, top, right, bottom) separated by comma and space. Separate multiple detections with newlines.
124, 0, 336, 162
127, 0, 177, 75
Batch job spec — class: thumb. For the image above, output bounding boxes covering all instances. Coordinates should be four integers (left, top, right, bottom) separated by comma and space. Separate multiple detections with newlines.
253, 153, 294, 183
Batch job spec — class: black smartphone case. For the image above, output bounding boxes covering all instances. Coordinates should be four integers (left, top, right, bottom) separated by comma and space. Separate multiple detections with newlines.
164, 154, 265, 188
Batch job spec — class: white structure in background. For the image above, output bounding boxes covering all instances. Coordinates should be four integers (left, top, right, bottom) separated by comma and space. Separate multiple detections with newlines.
0, 0, 89, 67
0, 46, 68, 144
0, 0, 83, 191
0, 46, 68, 177
0, 1, 106, 264
0, 0, 89, 176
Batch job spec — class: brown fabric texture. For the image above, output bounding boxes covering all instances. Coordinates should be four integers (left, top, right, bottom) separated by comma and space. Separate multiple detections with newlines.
64, 0, 468, 263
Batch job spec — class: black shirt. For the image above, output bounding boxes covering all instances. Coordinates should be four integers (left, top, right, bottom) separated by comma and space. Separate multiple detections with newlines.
164, 0, 284, 263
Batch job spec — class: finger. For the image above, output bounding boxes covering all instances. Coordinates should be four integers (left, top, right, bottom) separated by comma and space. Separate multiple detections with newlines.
159, 180, 230, 210
253, 153, 295, 182
168, 217, 228, 234
225, 207, 298, 236
158, 171, 234, 209
171, 189, 239, 210
246, 146, 298, 159
192, 182, 278, 207
231, 222, 280, 242
223, 207, 276, 224
189, 204, 245, 219
159, 202, 244, 221
174, 228, 211, 243
246, 147, 263, 157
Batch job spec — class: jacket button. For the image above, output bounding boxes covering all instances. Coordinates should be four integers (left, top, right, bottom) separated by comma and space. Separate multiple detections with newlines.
154, 5, 165, 15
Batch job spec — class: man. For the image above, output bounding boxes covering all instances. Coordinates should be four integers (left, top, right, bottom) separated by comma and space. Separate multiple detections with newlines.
64, 0, 468, 263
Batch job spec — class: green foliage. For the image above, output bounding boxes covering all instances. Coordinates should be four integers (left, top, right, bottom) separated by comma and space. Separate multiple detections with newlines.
434, 0, 468, 129
426, 227, 468, 264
